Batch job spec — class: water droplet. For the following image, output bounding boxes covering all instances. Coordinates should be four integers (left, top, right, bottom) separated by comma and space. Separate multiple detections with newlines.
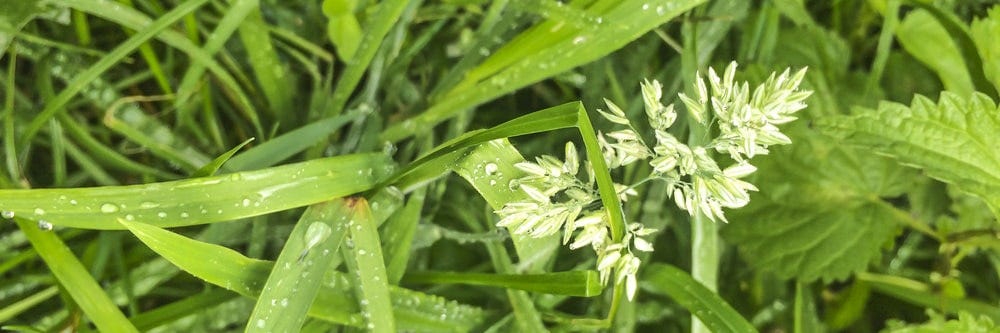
280, 298, 288, 307
157, 212, 167, 218
180, 212, 189, 218
304, 222, 332, 251
1, 211, 14, 219
37, 220, 53, 231
242, 198, 251, 207
256, 319, 265, 328
484, 163, 499, 175
100, 203, 119, 213
125, 214, 135, 221
572, 36, 586, 45
33, 208, 45, 216
489, 180, 497, 186
642, 3, 650, 10
69, 199, 78, 205
358, 249, 367, 255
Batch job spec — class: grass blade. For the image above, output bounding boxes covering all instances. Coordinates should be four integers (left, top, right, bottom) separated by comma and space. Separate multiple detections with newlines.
224, 114, 360, 171
19, 0, 211, 149
0, 153, 393, 229
14, 218, 138, 332
121, 213, 485, 330
192, 138, 254, 177
342, 198, 395, 332
246, 200, 353, 332
643, 264, 757, 333
404, 270, 603, 297
327, 0, 409, 117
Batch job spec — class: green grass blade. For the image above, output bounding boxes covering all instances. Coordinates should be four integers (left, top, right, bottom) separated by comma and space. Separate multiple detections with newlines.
103, 96, 213, 173
384, 102, 579, 188
381, 187, 424, 284
342, 198, 395, 332
453, 139, 559, 273
238, 7, 292, 118
643, 264, 757, 333
122, 214, 485, 330
858, 272, 1000, 322
0, 153, 393, 229
130, 289, 237, 331
246, 200, 353, 332
19, 0, 211, 150
61, 0, 264, 137
175, 0, 258, 122
14, 218, 139, 332
327, 0, 409, 117
404, 270, 602, 297
0, 285, 58, 323
224, 114, 360, 171
192, 138, 254, 177
380, 0, 706, 142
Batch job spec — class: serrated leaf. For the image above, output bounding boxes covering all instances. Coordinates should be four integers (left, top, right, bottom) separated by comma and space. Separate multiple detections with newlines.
723, 128, 914, 282
819, 92, 1000, 217
971, 6, 1000, 99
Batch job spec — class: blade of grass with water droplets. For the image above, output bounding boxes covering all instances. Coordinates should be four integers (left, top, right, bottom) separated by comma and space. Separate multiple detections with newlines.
121, 214, 485, 330
246, 200, 353, 332
14, 218, 139, 332
342, 198, 395, 332
404, 270, 602, 297
0, 153, 393, 229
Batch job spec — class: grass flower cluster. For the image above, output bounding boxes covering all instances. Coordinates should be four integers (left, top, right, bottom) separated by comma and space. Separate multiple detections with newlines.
496, 62, 811, 300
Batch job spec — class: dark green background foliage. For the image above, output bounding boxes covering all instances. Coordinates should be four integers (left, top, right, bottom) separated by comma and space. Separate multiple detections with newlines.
1, 0, 999, 332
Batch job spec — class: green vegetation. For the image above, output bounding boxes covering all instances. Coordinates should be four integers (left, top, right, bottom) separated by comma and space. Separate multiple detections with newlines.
2, 0, 999, 332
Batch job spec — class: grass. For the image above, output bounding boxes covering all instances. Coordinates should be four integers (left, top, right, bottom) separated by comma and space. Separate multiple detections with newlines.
2, 0, 1000, 332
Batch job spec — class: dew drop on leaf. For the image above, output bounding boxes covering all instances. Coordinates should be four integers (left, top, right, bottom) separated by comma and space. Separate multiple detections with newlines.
37, 220, 53, 231
304, 222, 332, 251
1, 211, 13, 219
33, 208, 45, 216
100, 203, 120, 213
484, 163, 498, 175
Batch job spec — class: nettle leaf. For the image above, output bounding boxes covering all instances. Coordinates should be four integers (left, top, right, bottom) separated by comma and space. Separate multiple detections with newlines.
820, 92, 1000, 217
723, 127, 914, 282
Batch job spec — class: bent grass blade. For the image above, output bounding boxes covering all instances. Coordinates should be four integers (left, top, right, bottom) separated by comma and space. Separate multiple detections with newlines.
0, 153, 393, 229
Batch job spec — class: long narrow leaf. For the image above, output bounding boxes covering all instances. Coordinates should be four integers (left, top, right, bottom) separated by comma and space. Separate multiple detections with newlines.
643, 264, 757, 333
0, 153, 393, 229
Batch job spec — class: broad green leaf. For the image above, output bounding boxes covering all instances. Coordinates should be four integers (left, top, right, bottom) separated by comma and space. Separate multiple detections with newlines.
642, 264, 757, 333
246, 201, 353, 333
896, 9, 974, 96
820, 92, 1000, 217
723, 128, 914, 282
380, 0, 706, 142
971, 6, 1000, 93
14, 218, 138, 332
403, 270, 603, 297
122, 218, 486, 331
0, 153, 393, 229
